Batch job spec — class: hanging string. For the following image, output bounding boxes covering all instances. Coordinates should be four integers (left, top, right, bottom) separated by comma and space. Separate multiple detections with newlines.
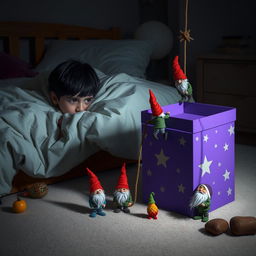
131, 121, 149, 206
131, 0, 194, 206
179, 0, 193, 74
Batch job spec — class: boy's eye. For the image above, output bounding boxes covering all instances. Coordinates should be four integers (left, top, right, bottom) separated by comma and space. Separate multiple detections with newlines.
84, 98, 93, 104
65, 96, 93, 105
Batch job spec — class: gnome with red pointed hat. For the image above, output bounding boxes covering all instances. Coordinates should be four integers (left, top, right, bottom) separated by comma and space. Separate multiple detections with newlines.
86, 168, 106, 218
148, 89, 170, 140
113, 163, 133, 213
172, 56, 193, 102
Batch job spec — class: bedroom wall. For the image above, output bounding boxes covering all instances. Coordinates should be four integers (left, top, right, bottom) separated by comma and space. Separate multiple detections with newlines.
0, 0, 140, 37
2, 0, 255, 97
176, 0, 256, 98
0, 0, 170, 78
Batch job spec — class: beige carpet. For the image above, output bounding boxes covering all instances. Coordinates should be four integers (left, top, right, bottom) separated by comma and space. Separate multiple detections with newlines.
0, 144, 255, 256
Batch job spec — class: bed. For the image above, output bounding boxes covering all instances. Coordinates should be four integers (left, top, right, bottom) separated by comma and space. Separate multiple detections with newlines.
0, 21, 181, 196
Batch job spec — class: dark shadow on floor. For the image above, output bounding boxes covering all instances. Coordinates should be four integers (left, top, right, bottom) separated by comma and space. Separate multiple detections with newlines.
130, 213, 149, 219
168, 211, 191, 220
1, 206, 15, 213
43, 199, 90, 214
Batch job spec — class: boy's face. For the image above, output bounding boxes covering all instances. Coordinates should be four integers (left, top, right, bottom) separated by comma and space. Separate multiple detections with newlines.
51, 92, 94, 114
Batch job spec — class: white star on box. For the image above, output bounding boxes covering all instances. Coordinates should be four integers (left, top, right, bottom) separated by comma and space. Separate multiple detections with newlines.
223, 143, 229, 151
160, 186, 165, 192
223, 169, 230, 181
227, 187, 232, 196
199, 155, 213, 177
179, 136, 186, 146
218, 162, 222, 167
147, 169, 152, 176
214, 144, 218, 148
195, 136, 199, 142
178, 184, 185, 193
203, 134, 209, 142
155, 148, 170, 168
228, 125, 235, 136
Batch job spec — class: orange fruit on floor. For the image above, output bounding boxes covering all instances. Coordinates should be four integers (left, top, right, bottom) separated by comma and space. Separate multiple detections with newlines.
12, 197, 27, 213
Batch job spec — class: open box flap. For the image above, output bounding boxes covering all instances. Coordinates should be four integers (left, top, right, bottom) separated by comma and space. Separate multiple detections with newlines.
141, 102, 236, 133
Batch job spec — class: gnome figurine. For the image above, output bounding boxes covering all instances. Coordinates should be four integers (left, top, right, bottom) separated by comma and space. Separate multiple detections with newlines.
148, 89, 170, 140
113, 163, 133, 213
189, 184, 211, 222
147, 192, 159, 220
172, 56, 193, 102
86, 168, 106, 218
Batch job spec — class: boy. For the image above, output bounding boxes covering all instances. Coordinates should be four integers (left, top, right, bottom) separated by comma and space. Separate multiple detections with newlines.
48, 60, 100, 114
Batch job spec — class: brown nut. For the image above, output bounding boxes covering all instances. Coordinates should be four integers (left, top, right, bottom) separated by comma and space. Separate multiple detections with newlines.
27, 182, 48, 198
205, 218, 229, 236
230, 216, 256, 236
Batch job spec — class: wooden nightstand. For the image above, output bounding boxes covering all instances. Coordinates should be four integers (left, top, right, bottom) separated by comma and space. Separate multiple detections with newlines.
197, 53, 256, 142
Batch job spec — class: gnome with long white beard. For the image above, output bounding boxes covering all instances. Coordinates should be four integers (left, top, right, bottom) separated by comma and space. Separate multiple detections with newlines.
113, 163, 133, 213
172, 55, 193, 102
189, 184, 211, 222
86, 168, 106, 218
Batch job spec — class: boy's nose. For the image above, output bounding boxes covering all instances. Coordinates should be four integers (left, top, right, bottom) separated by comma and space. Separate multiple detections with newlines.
76, 103, 84, 112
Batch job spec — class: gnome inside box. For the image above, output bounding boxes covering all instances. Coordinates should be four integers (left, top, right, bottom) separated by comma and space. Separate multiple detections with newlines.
141, 101, 236, 217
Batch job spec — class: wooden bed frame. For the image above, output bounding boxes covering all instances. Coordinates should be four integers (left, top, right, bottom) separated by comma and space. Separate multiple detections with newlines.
0, 21, 136, 194
0, 21, 120, 66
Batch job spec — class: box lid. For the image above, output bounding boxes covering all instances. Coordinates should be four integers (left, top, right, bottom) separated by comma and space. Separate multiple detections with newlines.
141, 102, 236, 133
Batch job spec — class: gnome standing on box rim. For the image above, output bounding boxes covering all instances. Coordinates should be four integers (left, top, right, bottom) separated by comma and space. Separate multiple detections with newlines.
86, 168, 107, 218
148, 89, 170, 140
172, 56, 193, 103
189, 184, 211, 222
113, 163, 133, 214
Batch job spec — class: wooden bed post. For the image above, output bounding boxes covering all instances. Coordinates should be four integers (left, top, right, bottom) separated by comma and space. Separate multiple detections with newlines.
34, 36, 45, 65
112, 27, 121, 40
8, 36, 20, 58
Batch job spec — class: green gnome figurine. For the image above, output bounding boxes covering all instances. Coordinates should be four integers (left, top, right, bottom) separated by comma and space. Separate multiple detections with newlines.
189, 184, 211, 222
147, 192, 159, 220
148, 89, 170, 140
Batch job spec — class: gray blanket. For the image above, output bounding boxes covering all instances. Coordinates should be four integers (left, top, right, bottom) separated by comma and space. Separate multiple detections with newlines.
0, 71, 180, 195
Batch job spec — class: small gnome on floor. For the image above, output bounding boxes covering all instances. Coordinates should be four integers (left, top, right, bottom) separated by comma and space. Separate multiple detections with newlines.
172, 56, 193, 102
147, 192, 158, 220
86, 168, 106, 218
148, 89, 170, 140
189, 184, 211, 222
113, 163, 133, 213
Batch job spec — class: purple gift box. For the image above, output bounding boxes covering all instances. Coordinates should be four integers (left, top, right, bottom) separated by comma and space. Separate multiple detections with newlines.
141, 102, 236, 217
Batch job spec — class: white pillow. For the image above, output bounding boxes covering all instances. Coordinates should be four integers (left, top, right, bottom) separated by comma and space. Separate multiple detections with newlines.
35, 39, 154, 78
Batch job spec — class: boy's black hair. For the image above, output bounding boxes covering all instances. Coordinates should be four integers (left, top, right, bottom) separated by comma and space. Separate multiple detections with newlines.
48, 60, 100, 99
